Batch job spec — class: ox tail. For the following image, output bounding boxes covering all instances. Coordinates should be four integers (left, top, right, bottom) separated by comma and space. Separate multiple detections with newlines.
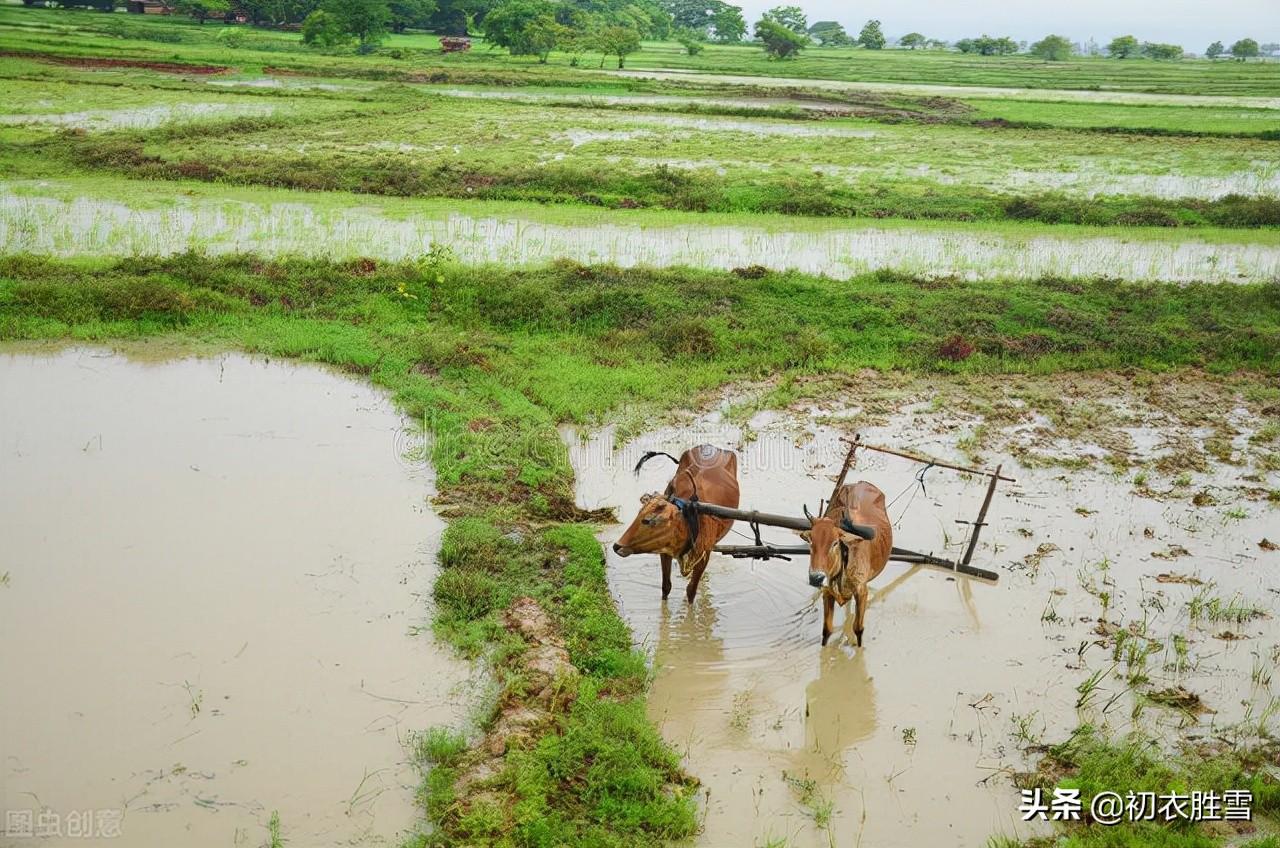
633, 450, 680, 475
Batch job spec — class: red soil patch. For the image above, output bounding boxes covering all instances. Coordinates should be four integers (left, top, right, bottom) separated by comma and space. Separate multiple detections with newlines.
0, 50, 230, 75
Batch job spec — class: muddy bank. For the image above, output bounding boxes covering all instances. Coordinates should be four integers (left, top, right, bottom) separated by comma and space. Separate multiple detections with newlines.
563, 372, 1280, 847
0, 346, 468, 847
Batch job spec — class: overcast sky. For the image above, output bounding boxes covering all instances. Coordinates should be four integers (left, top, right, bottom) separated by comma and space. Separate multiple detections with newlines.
733, 0, 1278, 48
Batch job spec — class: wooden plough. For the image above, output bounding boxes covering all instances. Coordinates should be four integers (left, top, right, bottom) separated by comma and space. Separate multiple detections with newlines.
703, 434, 1011, 583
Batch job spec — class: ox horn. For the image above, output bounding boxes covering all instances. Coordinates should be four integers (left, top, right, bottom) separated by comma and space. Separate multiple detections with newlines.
803, 503, 815, 525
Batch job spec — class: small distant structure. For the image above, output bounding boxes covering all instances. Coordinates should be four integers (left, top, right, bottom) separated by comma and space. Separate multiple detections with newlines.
126, 0, 172, 14
440, 36, 472, 53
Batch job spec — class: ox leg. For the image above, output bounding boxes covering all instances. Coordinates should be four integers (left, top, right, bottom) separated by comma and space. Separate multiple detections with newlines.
660, 554, 673, 600
853, 582, 869, 647
821, 591, 835, 646
685, 551, 709, 604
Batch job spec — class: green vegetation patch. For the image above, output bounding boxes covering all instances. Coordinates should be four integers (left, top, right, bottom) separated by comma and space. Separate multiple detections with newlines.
1003, 725, 1280, 848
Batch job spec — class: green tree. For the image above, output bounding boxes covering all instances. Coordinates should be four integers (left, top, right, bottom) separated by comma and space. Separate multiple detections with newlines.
899, 31, 926, 49
1230, 38, 1259, 58
1106, 34, 1138, 57
301, 8, 349, 44
761, 4, 805, 34
388, 0, 435, 32
321, 0, 390, 45
1141, 41, 1182, 60
427, 0, 495, 35
1205, 40, 1224, 58
483, 0, 554, 52
595, 24, 641, 67
176, 0, 229, 22
709, 2, 744, 41
754, 16, 806, 58
675, 26, 704, 54
1029, 33, 1071, 61
857, 18, 884, 49
241, 0, 319, 26
807, 20, 849, 46
956, 34, 1016, 55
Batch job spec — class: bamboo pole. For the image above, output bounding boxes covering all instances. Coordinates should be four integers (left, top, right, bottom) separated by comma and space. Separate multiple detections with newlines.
711, 544, 1000, 582
839, 436, 1015, 482
688, 501, 877, 540
961, 463, 1002, 566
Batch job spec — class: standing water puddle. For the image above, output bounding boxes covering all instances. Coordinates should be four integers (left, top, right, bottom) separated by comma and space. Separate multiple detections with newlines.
0, 346, 465, 847
563, 400, 1279, 846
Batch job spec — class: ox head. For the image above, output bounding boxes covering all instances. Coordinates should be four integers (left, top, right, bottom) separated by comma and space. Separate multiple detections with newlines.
613, 492, 690, 563
798, 516, 863, 595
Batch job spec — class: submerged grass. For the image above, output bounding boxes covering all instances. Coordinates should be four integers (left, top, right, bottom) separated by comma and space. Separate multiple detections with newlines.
3, 253, 1278, 844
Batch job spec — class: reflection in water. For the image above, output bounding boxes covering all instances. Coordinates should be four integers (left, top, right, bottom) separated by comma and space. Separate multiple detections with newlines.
797, 646, 877, 782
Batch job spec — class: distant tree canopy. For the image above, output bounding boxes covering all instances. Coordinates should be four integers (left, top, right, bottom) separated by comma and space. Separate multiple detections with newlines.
708, 4, 745, 41
1231, 38, 1260, 58
1141, 41, 1183, 60
760, 4, 806, 34
301, 8, 348, 43
1106, 34, 1139, 57
674, 25, 704, 53
388, 0, 436, 31
954, 34, 1017, 55
1205, 40, 1225, 58
660, 0, 743, 41
176, 0, 230, 22
754, 16, 807, 58
856, 18, 884, 49
1029, 33, 1072, 61
483, 0, 553, 49
332, 0, 392, 43
807, 20, 850, 46
899, 31, 926, 49
595, 23, 641, 66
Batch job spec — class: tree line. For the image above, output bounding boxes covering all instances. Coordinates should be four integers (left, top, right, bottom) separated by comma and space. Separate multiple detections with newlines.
21, 0, 1277, 62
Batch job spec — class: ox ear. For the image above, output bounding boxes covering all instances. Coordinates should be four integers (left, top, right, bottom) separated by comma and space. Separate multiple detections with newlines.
837, 530, 863, 546
795, 529, 812, 543
639, 492, 656, 504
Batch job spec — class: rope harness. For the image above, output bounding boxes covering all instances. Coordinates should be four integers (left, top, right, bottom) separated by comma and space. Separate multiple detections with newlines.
665, 495, 701, 559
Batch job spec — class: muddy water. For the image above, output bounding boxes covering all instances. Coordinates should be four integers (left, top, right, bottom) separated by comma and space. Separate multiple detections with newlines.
0, 346, 466, 847
563, 400, 1280, 847
5, 189, 1280, 284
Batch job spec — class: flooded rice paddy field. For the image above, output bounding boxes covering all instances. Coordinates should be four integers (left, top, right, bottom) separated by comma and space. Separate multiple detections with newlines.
4, 185, 1279, 283
610, 69, 1280, 111
564, 374, 1280, 847
118, 88, 1280, 201
0, 346, 468, 847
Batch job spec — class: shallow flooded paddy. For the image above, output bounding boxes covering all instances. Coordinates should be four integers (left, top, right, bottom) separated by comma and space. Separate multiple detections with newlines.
564, 379, 1280, 846
5, 186, 1279, 283
0, 346, 465, 847
611, 69, 1280, 110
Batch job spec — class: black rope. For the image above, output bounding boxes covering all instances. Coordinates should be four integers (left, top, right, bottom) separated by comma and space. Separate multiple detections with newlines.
915, 461, 936, 497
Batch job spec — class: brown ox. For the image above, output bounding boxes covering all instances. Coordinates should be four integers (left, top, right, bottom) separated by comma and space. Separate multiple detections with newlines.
800, 481, 893, 646
612, 445, 739, 603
